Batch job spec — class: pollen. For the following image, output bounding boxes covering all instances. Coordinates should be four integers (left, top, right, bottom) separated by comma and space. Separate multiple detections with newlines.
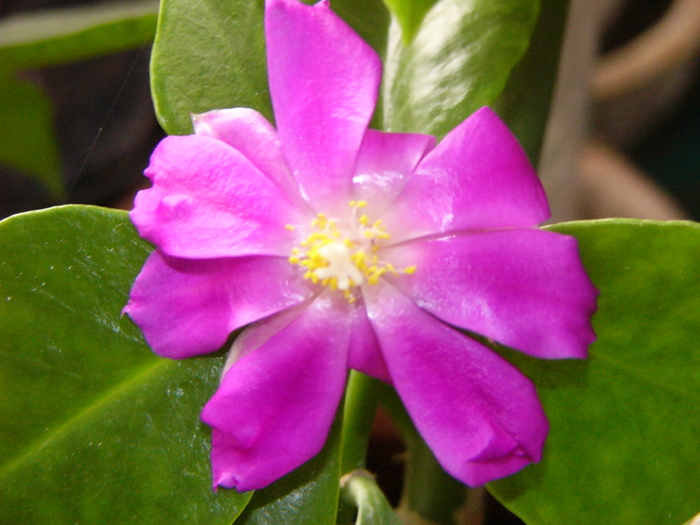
287, 201, 416, 300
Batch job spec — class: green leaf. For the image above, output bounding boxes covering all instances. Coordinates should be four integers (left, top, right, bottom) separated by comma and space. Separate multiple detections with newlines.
380, 0, 438, 44
341, 470, 402, 525
0, 0, 157, 71
0, 206, 251, 524
150, 0, 543, 140
326, 0, 390, 63
150, 0, 270, 135
150, 0, 389, 136
0, 74, 63, 200
235, 406, 344, 525
489, 219, 700, 524
381, 0, 539, 140
491, 0, 569, 164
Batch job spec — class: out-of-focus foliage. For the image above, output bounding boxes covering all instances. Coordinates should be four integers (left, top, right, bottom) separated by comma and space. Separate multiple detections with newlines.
0, 0, 158, 200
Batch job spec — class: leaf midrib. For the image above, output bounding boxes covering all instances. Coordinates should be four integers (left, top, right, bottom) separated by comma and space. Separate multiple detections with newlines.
0, 357, 172, 481
592, 349, 700, 403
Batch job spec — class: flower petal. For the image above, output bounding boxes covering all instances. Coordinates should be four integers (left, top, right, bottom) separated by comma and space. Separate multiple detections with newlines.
265, 0, 381, 213
201, 293, 352, 492
353, 129, 435, 218
192, 108, 309, 211
131, 134, 307, 258
365, 282, 548, 486
348, 295, 391, 383
382, 107, 550, 242
383, 229, 597, 359
123, 251, 312, 359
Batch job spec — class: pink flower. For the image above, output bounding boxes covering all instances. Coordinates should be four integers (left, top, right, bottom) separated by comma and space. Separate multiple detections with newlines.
125, 0, 597, 492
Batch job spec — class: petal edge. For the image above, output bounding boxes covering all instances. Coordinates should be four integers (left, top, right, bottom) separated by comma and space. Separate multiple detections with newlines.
201, 293, 352, 491
266, 0, 382, 212
366, 282, 548, 486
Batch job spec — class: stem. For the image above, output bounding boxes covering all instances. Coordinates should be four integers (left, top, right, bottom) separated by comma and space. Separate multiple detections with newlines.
340, 371, 381, 474
378, 384, 474, 525
399, 436, 470, 525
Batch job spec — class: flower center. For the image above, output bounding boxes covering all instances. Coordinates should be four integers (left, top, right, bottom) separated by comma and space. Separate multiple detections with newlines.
288, 200, 415, 302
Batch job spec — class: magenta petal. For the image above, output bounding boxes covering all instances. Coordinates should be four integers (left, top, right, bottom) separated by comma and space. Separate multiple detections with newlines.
348, 295, 391, 383
201, 294, 352, 491
353, 129, 436, 218
365, 283, 548, 486
131, 134, 307, 258
382, 107, 550, 241
383, 229, 597, 359
192, 108, 309, 211
123, 251, 312, 359
265, 0, 381, 212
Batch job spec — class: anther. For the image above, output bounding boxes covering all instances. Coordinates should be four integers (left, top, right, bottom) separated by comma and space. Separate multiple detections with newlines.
287, 200, 416, 300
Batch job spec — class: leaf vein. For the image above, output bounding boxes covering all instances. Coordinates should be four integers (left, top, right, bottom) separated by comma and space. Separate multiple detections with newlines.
0, 358, 171, 480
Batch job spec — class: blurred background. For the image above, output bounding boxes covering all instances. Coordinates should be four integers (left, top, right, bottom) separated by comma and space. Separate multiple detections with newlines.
0, 0, 161, 217
1, 0, 698, 523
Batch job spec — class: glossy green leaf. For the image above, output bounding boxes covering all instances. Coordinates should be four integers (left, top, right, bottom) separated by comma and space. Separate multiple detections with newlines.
151, 0, 544, 140
235, 407, 343, 525
323, 0, 390, 64
341, 471, 402, 525
150, 0, 270, 135
380, 0, 438, 44
491, 0, 569, 164
489, 219, 700, 524
0, 0, 157, 71
0, 74, 63, 200
381, 0, 539, 140
150, 0, 390, 136
0, 206, 251, 524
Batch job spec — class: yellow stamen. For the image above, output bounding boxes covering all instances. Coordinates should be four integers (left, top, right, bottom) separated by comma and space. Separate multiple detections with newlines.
287, 201, 416, 301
